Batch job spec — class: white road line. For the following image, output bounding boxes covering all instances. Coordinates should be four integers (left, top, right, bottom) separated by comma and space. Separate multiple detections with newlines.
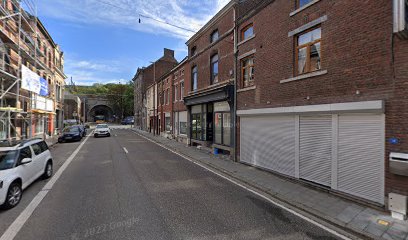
134, 131, 352, 240
123, 147, 129, 154
0, 132, 93, 240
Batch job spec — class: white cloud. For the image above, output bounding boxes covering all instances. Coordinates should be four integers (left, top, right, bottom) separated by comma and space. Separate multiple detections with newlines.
38, 0, 230, 40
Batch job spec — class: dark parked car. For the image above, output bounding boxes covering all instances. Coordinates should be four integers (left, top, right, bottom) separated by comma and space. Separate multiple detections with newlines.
121, 116, 134, 125
73, 125, 87, 137
58, 126, 83, 143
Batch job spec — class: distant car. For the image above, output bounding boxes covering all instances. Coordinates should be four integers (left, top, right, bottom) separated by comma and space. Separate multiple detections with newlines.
73, 125, 87, 137
58, 126, 83, 143
0, 139, 53, 209
121, 116, 134, 125
94, 124, 110, 138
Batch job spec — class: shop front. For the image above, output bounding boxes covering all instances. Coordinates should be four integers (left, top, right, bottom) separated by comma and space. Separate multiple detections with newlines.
184, 85, 234, 154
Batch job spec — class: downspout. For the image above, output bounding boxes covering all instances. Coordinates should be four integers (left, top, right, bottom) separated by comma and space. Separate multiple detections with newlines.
232, 3, 238, 162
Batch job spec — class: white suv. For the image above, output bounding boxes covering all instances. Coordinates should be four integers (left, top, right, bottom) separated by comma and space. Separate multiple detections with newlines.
94, 124, 111, 137
0, 139, 53, 209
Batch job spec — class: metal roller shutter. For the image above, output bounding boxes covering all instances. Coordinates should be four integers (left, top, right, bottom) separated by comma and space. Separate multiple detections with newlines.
299, 115, 332, 186
337, 114, 384, 204
240, 116, 296, 177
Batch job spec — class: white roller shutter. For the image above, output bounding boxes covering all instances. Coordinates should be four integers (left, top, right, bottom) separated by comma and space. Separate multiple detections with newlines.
240, 116, 296, 177
299, 115, 332, 186
337, 114, 384, 204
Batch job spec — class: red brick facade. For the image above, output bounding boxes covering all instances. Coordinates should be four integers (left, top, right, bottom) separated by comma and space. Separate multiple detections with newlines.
235, 0, 408, 200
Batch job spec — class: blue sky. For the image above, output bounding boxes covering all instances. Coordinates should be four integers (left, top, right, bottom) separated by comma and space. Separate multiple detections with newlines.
36, 0, 230, 85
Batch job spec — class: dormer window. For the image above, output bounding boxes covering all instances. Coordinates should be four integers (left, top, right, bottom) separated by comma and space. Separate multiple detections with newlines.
210, 30, 219, 43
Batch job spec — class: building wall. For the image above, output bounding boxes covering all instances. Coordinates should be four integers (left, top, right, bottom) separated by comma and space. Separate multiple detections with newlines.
235, 0, 408, 197
187, 7, 235, 92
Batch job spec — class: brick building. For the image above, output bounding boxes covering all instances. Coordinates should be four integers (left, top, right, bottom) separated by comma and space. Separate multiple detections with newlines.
172, 58, 189, 144
184, 1, 236, 154
235, 0, 408, 208
133, 48, 178, 132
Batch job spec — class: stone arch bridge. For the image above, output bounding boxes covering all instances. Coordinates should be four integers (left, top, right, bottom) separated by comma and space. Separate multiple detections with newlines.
79, 95, 116, 123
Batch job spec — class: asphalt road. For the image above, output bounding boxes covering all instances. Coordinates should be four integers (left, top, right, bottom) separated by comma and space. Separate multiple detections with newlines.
0, 128, 342, 240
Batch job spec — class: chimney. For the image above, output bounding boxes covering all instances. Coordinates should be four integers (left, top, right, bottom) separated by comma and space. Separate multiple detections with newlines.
163, 48, 174, 58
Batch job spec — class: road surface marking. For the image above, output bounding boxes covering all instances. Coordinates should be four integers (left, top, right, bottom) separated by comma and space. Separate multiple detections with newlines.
0, 132, 93, 240
134, 131, 352, 240
123, 147, 128, 154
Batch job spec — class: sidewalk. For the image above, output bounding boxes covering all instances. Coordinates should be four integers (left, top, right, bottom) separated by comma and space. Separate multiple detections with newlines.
133, 129, 408, 240
45, 135, 59, 147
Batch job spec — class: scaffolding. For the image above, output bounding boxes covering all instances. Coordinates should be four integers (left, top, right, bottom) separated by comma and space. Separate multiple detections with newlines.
0, 0, 45, 142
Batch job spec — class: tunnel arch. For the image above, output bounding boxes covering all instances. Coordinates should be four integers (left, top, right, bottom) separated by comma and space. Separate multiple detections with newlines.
88, 105, 114, 123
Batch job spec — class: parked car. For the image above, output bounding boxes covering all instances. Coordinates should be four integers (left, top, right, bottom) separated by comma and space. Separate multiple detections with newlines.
94, 124, 110, 138
58, 126, 83, 143
121, 116, 134, 125
0, 139, 53, 209
73, 125, 87, 137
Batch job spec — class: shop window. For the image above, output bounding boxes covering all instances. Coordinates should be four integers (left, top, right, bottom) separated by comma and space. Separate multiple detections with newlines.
213, 102, 231, 146
241, 24, 254, 41
191, 113, 202, 140
296, 27, 321, 75
210, 54, 219, 84
179, 122, 187, 135
165, 117, 171, 131
242, 56, 255, 88
192, 66, 198, 91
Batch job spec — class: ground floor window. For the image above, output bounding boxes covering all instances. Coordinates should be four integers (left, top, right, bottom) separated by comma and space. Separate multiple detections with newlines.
214, 101, 231, 146
165, 116, 171, 132
191, 113, 202, 140
180, 122, 187, 135
191, 104, 213, 141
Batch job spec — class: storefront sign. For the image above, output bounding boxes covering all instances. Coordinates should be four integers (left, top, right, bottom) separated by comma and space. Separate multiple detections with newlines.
21, 65, 41, 94
32, 95, 54, 112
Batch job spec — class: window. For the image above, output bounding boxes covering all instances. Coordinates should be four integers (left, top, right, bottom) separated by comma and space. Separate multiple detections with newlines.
31, 143, 42, 155
166, 89, 170, 105
174, 84, 178, 102
39, 141, 48, 152
210, 54, 219, 84
210, 30, 219, 43
180, 81, 184, 99
242, 56, 255, 88
179, 122, 187, 135
296, 27, 321, 75
297, 0, 313, 8
241, 24, 254, 40
18, 147, 31, 164
192, 66, 198, 91
191, 113, 202, 140
191, 46, 197, 56
165, 117, 171, 131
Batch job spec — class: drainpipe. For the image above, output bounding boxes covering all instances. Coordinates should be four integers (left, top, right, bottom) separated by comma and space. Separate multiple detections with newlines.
232, 4, 239, 162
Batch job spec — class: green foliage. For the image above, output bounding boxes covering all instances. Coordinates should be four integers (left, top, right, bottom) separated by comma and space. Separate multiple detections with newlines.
71, 82, 134, 118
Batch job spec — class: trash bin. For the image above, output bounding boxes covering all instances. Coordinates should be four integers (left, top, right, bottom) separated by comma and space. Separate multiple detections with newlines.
214, 148, 219, 155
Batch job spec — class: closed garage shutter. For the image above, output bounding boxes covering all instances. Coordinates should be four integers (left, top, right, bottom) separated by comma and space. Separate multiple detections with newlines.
240, 116, 296, 177
337, 114, 384, 204
299, 115, 332, 186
